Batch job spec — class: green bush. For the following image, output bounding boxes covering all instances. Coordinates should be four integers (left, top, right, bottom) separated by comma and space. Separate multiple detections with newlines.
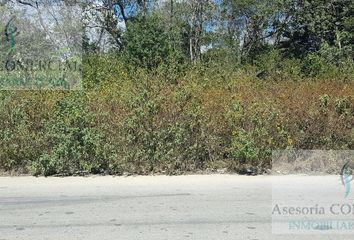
31, 93, 116, 176
254, 49, 303, 81
122, 14, 186, 73
116, 80, 209, 174
0, 92, 50, 173
226, 100, 288, 171
301, 44, 354, 80
302, 53, 335, 77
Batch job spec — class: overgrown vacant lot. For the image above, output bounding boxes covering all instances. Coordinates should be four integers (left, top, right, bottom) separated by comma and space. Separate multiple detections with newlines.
1, 57, 353, 176
1, 0, 353, 176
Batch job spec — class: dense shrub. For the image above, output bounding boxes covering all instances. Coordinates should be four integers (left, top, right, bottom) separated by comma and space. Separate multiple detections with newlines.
226, 101, 288, 171
31, 93, 116, 176
0, 91, 56, 173
302, 44, 354, 80
257, 50, 303, 81
0, 56, 353, 176
114, 78, 210, 174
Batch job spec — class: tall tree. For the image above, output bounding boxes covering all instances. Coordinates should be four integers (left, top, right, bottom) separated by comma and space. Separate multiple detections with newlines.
220, 0, 289, 61
279, 0, 354, 58
122, 14, 184, 71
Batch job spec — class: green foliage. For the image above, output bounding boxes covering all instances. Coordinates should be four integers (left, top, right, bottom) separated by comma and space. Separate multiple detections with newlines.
302, 53, 332, 77
226, 100, 288, 170
83, 54, 127, 89
116, 78, 209, 174
254, 49, 303, 80
122, 14, 185, 72
0, 64, 354, 176
0, 92, 40, 172
231, 130, 259, 163
302, 44, 354, 79
31, 93, 116, 176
